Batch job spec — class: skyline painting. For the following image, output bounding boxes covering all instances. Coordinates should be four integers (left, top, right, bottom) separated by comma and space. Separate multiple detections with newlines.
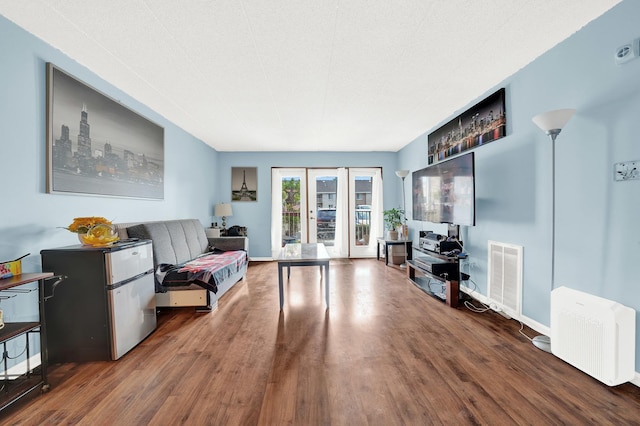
427, 88, 506, 165
46, 63, 165, 199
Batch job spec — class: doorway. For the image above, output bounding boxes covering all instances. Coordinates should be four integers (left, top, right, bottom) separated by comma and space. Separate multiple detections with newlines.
271, 167, 382, 258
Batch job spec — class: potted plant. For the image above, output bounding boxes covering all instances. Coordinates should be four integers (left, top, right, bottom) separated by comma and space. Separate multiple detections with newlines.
383, 207, 404, 240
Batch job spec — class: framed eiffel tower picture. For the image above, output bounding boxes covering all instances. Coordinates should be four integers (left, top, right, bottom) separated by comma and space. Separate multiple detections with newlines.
231, 167, 258, 201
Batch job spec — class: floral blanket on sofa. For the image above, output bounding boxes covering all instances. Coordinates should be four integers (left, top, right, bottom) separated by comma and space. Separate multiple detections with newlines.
155, 250, 247, 293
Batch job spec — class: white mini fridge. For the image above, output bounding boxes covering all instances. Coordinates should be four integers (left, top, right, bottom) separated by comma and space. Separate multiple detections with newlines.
41, 240, 156, 362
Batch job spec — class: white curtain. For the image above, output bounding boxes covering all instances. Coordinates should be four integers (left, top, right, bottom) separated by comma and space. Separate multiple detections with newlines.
333, 167, 349, 258
270, 168, 284, 259
370, 168, 384, 245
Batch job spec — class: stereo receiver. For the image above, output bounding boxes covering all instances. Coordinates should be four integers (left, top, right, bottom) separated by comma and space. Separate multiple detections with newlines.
413, 256, 459, 279
420, 237, 463, 255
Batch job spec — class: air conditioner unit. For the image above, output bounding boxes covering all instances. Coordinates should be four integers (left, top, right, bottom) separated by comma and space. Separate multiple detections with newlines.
551, 286, 636, 386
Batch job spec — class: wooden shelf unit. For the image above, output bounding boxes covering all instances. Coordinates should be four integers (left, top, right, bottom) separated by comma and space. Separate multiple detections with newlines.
0, 272, 53, 412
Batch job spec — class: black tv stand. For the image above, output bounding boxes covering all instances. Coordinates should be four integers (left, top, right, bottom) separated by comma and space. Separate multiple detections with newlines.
407, 246, 469, 308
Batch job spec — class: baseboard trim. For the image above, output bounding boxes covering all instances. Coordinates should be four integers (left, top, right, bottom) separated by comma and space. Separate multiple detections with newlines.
1, 354, 41, 378
460, 284, 550, 336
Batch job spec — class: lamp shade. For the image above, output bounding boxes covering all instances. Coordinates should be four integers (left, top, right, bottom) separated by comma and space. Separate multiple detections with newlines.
214, 203, 233, 217
395, 170, 410, 179
532, 108, 576, 132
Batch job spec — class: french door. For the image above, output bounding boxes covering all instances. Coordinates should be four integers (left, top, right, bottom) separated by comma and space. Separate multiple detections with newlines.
348, 168, 383, 258
307, 169, 345, 257
271, 168, 307, 258
271, 167, 382, 258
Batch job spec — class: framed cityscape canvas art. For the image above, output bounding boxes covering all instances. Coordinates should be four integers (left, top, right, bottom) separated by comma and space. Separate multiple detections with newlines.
427, 88, 506, 165
231, 167, 257, 201
46, 63, 165, 199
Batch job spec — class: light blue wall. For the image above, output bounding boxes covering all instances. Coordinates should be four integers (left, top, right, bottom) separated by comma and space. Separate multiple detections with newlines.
0, 15, 219, 265
2, 0, 639, 374
0, 15, 218, 360
216, 151, 398, 258
399, 1, 640, 370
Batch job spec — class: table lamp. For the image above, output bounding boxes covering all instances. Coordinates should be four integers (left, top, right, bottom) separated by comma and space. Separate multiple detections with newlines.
214, 203, 233, 230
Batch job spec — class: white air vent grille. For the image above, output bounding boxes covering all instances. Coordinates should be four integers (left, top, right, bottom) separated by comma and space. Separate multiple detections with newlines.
487, 241, 523, 317
615, 38, 640, 65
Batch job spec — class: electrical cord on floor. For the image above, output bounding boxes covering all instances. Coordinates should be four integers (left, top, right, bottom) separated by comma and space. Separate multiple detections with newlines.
462, 278, 491, 313
460, 277, 537, 343
517, 320, 533, 342
464, 299, 491, 313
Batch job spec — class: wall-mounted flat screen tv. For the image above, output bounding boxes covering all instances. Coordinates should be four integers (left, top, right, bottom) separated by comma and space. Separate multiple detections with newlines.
412, 152, 475, 226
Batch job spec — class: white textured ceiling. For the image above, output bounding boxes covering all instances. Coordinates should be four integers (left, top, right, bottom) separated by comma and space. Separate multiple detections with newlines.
0, 0, 620, 152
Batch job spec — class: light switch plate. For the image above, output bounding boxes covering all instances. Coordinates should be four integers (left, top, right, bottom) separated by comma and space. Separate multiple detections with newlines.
614, 161, 639, 181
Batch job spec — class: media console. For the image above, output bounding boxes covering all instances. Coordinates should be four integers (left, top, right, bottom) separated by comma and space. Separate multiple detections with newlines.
407, 246, 469, 308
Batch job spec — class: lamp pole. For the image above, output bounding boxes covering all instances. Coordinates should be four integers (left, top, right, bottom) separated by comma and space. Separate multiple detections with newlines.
395, 170, 410, 269
531, 108, 575, 353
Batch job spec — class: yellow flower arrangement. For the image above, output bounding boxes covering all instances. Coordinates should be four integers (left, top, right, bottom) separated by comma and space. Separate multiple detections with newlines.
64, 217, 119, 246
65, 217, 112, 234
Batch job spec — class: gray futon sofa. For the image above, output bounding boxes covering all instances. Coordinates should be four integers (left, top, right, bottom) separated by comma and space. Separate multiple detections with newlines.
116, 219, 248, 312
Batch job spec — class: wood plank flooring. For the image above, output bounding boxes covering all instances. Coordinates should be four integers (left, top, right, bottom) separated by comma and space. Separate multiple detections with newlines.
3, 259, 640, 425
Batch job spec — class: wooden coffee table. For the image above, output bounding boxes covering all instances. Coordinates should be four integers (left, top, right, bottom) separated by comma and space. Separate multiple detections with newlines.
277, 243, 330, 309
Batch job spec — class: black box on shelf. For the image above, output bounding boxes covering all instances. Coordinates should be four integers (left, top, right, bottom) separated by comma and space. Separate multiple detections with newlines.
413, 256, 459, 280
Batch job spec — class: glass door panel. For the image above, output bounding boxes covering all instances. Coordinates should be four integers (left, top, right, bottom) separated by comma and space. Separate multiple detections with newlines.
307, 169, 338, 246
272, 168, 306, 253
349, 168, 382, 257
307, 169, 344, 257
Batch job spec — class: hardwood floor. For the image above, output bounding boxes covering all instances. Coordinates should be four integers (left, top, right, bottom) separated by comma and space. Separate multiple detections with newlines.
4, 259, 640, 425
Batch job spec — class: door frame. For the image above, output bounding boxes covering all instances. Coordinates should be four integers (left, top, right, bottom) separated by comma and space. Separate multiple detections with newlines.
349, 168, 383, 257
272, 167, 382, 258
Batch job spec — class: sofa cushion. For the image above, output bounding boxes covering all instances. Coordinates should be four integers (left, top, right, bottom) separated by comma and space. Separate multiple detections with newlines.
126, 219, 209, 266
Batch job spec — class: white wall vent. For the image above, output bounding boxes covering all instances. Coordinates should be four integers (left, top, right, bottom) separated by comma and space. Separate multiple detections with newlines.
487, 241, 523, 318
615, 38, 640, 65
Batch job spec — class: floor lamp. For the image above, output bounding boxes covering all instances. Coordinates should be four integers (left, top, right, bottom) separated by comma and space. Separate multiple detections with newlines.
531, 108, 576, 353
395, 169, 410, 269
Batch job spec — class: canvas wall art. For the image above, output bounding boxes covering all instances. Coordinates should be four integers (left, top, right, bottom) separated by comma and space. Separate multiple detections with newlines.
231, 167, 257, 201
46, 63, 165, 199
427, 88, 506, 164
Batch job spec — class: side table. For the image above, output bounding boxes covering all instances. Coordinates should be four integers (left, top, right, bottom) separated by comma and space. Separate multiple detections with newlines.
376, 238, 413, 265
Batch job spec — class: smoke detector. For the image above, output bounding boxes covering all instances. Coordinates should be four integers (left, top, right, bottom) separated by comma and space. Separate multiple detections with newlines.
615, 39, 639, 65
